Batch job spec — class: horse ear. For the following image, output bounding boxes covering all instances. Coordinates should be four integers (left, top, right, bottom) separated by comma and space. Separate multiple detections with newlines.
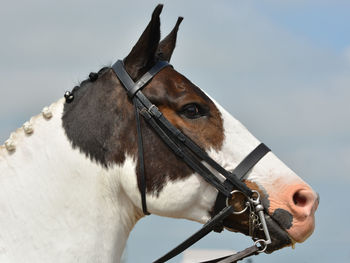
156, 17, 183, 62
124, 4, 163, 80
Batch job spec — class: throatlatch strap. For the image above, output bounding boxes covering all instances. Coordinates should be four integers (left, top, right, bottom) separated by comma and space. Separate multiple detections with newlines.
134, 99, 149, 215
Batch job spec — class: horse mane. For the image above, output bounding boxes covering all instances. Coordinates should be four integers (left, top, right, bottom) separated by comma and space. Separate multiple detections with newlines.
1, 66, 111, 154
77, 66, 110, 91
0, 100, 65, 158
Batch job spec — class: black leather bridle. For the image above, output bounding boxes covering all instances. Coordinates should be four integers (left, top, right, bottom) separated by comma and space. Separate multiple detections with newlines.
110, 59, 271, 263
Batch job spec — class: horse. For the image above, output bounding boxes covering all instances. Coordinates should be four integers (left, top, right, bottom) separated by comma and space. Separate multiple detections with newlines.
0, 4, 318, 263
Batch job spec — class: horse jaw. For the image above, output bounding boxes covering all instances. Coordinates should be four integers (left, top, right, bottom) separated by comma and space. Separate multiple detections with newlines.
0, 99, 140, 263
119, 156, 218, 223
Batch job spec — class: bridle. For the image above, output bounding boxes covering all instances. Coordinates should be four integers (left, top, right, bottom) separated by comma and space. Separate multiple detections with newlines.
65, 59, 272, 262
111, 59, 273, 263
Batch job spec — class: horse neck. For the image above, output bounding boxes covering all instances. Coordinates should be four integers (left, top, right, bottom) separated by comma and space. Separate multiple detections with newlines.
0, 99, 142, 262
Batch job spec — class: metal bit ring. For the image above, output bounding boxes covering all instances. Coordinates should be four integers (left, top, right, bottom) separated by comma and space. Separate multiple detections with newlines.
226, 190, 249, 215
249, 190, 261, 205
254, 239, 268, 253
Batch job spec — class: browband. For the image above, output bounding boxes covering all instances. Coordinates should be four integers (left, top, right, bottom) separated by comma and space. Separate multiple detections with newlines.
113, 60, 170, 98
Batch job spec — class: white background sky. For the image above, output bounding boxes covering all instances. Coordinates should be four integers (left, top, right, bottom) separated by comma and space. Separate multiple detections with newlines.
1, 1, 349, 262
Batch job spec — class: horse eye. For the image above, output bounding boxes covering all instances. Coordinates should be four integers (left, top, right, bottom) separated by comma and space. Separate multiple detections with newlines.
181, 104, 203, 119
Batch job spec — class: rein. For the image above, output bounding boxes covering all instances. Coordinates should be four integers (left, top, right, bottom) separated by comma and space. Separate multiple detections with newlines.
66, 60, 272, 262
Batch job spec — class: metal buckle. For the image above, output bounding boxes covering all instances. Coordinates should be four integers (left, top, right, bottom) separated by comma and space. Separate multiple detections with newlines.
148, 104, 162, 118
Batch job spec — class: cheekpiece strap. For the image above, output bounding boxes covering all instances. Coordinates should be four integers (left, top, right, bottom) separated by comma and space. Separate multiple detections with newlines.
111, 60, 171, 216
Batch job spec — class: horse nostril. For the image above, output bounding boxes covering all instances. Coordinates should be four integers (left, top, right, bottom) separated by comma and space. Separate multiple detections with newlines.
293, 190, 308, 207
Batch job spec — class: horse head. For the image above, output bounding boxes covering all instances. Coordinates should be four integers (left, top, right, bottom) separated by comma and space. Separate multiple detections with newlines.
62, 4, 318, 257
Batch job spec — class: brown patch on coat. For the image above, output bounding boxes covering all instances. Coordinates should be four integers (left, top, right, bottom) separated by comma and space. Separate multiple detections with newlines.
146, 67, 224, 150
63, 65, 225, 195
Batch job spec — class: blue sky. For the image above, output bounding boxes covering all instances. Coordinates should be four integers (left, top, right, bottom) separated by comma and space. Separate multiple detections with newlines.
1, 1, 349, 262
256, 1, 350, 51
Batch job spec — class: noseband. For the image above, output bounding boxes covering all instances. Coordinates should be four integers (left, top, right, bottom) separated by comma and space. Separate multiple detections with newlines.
68, 60, 272, 262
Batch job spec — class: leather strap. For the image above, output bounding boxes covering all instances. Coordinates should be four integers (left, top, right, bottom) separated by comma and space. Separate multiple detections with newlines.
234, 143, 270, 180
129, 61, 170, 98
134, 98, 150, 215
153, 206, 235, 263
113, 60, 171, 98
200, 245, 259, 263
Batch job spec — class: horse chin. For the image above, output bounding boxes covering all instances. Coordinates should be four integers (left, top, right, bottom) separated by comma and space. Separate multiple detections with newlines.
224, 213, 292, 254
264, 214, 292, 253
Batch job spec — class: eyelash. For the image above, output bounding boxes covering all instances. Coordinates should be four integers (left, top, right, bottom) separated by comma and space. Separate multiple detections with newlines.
180, 103, 208, 119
